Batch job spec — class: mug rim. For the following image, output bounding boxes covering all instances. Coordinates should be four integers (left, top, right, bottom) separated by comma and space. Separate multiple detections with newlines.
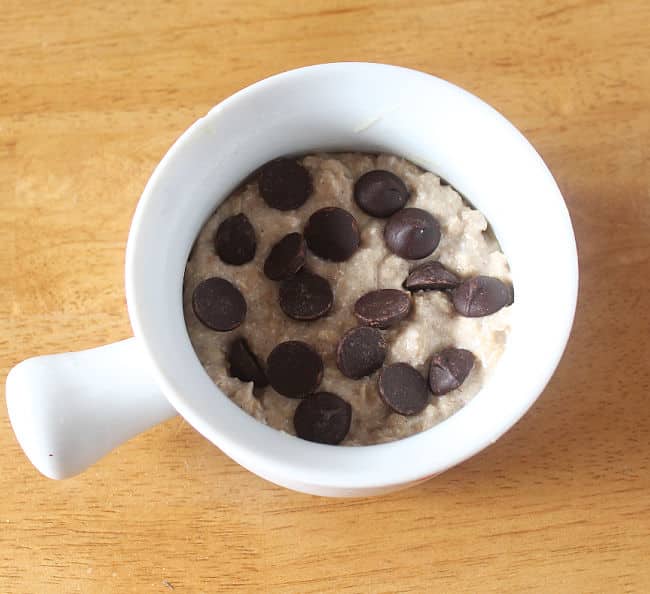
125, 62, 578, 492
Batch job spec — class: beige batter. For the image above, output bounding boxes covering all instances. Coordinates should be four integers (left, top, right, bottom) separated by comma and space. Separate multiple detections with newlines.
183, 153, 512, 445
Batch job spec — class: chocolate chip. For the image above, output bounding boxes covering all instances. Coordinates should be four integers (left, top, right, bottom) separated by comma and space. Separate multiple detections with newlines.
428, 347, 475, 395
228, 338, 268, 388
258, 158, 313, 210
267, 340, 323, 398
293, 392, 352, 445
263, 232, 306, 281
279, 270, 333, 321
192, 277, 246, 331
353, 170, 409, 217
304, 207, 360, 262
384, 208, 441, 260
336, 327, 387, 379
354, 289, 412, 329
452, 276, 513, 317
403, 261, 460, 292
214, 214, 257, 265
378, 363, 430, 415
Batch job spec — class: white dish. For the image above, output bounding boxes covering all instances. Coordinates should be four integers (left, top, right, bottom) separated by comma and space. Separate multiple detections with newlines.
6, 63, 578, 496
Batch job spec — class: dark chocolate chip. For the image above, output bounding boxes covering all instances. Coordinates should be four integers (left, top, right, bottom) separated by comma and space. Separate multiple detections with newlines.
293, 392, 352, 445
353, 170, 409, 217
214, 214, 257, 265
384, 208, 441, 260
452, 276, 513, 317
228, 338, 268, 388
354, 289, 412, 329
304, 207, 360, 262
263, 232, 306, 281
267, 340, 323, 398
336, 327, 387, 379
428, 347, 475, 395
403, 261, 460, 292
279, 270, 333, 321
258, 158, 313, 211
192, 277, 246, 331
378, 363, 430, 415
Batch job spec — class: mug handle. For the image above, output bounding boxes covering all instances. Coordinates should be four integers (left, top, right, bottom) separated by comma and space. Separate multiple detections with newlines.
5, 338, 177, 479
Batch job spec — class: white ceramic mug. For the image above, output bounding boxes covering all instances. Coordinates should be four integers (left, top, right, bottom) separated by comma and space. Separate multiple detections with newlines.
6, 63, 578, 497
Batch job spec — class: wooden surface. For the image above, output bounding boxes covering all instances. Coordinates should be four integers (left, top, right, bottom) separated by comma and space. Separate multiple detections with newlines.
1, 1, 649, 592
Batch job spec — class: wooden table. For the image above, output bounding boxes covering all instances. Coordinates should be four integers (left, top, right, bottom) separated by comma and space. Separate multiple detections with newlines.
2, 1, 648, 592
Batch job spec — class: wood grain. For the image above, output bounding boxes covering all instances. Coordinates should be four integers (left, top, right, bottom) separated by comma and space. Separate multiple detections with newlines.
1, 1, 649, 592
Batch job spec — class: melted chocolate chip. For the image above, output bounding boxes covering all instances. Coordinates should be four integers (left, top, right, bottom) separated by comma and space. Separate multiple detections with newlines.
403, 261, 460, 292
354, 289, 412, 329
452, 276, 513, 317
263, 232, 306, 281
353, 170, 409, 217
304, 207, 360, 262
293, 392, 352, 445
267, 341, 323, 398
428, 347, 475, 395
192, 277, 246, 331
228, 338, 268, 388
279, 270, 333, 321
384, 208, 441, 260
336, 326, 387, 379
258, 158, 313, 210
378, 363, 430, 416
214, 214, 257, 265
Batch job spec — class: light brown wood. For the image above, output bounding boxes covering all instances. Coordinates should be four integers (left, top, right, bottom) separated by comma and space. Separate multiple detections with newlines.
1, 1, 649, 592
